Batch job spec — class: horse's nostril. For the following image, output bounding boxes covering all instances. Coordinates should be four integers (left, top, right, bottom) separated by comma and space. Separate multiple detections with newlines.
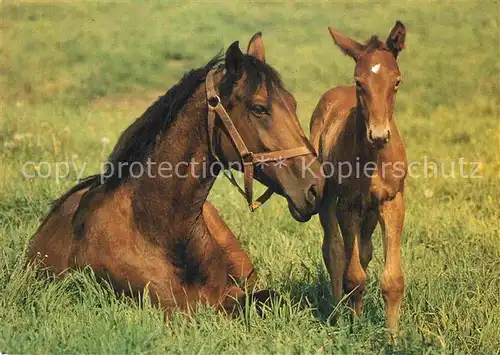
368, 130, 374, 142
307, 184, 318, 204
387, 130, 391, 139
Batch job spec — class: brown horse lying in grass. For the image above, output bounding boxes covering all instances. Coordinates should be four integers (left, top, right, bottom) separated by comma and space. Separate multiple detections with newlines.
310, 22, 407, 335
28, 33, 323, 316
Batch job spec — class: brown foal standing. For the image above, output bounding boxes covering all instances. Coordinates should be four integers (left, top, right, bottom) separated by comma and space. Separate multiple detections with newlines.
28, 33, 323, 316
310, 21, 407, 334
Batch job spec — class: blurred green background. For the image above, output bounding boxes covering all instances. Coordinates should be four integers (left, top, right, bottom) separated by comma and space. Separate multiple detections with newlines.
1, 1, 499, 353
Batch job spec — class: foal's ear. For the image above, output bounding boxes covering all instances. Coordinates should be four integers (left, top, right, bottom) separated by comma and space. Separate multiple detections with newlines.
386, 21, 406, 58
225, 41, 243, 76
328, 26, 364, 61
247, 32, 265, 62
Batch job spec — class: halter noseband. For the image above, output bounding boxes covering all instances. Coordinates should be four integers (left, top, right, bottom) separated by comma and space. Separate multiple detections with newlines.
205, 69, 312, 211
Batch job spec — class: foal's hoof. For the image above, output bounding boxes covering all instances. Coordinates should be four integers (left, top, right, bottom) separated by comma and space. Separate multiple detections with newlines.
252, 289, 282, 317
388, 328, 400, 345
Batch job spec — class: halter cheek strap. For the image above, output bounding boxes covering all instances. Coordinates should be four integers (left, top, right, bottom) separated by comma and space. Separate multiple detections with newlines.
205, 69, 311, 211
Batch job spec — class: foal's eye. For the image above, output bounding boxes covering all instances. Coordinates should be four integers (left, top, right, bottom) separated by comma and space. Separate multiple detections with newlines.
394, 79, 402, 91
251, 104, 269, 116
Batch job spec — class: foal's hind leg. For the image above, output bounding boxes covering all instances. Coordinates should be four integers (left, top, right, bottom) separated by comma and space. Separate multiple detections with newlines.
360, 209, 378, 271
338, 208, 377, 315
378, 192, 405, 335
203, 201, 257, 288
319, 196, 345, 309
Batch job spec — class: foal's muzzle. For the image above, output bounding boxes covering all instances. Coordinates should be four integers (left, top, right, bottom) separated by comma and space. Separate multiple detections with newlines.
368, 126, 391, 149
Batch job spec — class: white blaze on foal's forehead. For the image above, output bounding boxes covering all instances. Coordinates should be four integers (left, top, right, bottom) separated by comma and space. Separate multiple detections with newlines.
371, 63, 381, 74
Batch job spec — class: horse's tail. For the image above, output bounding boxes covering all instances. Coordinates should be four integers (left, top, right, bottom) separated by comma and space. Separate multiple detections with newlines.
35, 174, 101, 231
50, 174, 101, 212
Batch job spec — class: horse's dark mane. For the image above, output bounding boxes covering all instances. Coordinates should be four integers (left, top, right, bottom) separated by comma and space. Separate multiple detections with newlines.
48, 51, 284, 214
104, 54, 224, 189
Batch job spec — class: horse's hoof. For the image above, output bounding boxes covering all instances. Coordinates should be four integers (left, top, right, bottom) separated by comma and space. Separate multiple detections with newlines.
252, 289, 282, 317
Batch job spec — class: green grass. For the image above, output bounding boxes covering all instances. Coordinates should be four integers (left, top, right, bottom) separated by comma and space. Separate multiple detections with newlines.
1, 1, 499, 353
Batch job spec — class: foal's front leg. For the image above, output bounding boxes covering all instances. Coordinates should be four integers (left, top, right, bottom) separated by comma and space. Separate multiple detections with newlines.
336, 202, 366, 316
319, 196, 345, 309
378, 191, 405, 335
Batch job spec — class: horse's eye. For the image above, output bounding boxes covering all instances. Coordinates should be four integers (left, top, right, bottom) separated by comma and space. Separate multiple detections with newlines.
251, 104, 269, 116
395, 79, 402, 91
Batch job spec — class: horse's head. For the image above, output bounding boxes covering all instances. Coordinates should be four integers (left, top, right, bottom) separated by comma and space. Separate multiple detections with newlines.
213, 33, 323, 222
328, 21, 406, 149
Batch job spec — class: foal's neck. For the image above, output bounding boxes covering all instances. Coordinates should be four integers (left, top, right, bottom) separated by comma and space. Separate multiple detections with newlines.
130, 86, 216, 245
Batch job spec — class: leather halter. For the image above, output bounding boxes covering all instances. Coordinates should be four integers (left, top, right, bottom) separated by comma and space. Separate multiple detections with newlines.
205, 69, 311, 211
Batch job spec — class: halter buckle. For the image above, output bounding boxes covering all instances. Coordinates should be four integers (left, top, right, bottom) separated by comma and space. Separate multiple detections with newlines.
242, 152, 254, 163
208, 95, 220, 108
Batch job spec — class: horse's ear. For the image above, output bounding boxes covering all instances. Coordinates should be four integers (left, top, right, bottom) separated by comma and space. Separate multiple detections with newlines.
328, 26, 364, 61
225, 41, 243, 76
247, 32, 265, 62
386, 21, 406, 58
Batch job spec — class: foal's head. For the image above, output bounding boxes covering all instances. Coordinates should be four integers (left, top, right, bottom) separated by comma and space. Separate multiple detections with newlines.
329, 21, 406, 149
215, 33, 323, 221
